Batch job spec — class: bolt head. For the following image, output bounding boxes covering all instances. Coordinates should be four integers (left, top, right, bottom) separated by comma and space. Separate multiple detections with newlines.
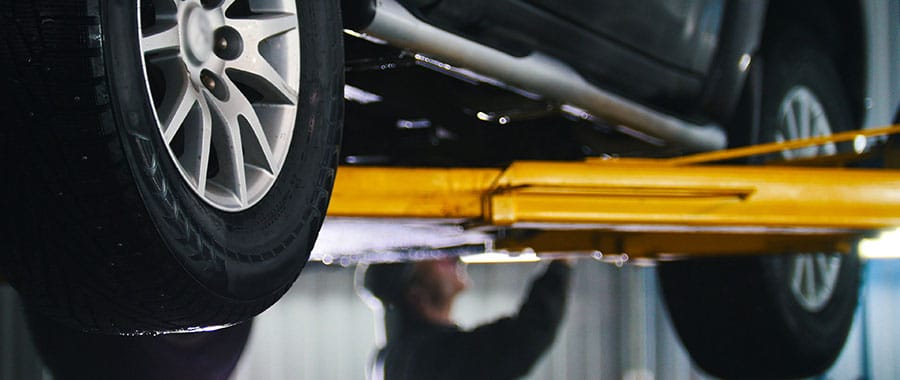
203, 76, 216, 90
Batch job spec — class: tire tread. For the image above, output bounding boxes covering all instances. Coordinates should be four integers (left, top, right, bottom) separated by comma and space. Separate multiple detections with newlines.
0, 0, 343, 333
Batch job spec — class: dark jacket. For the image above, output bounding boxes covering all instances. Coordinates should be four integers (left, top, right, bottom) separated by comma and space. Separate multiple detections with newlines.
373, 261, 572, 380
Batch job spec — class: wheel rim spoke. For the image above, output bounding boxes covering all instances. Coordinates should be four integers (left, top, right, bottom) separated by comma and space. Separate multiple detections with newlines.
791, 256, 806, 296
227, 53, 298, 104
225, 13, 299, 104
812, 103, 837, 155
804, 256, 816, 299
173, 92, 214, 195
782, 103, 799, 141
222, 76, 275, 171
790, 253, 842, 312
220, 0, 238, 12
778, 86, 841, 159
138, 0, 301, 211
207, 92, 249, 205
816, 255, 836, 291
775, 132, 795, 160
228, 14, 298, 45
205, 77, 277, 206
799, 92, 812, 141
162, 85, 200, 144
142, 24, 181, 55
195, 96, 214, 195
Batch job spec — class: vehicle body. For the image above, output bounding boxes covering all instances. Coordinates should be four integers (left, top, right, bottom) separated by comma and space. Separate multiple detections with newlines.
340, 0, 899, 154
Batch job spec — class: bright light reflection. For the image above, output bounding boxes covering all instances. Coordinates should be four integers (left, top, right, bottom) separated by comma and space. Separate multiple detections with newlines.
461, 251, 541, 264
738, 54, 752, 72
344, 85, 383, 104
343, 29, 388, 44
853, 134, 868, 154
859, 228, 900, 259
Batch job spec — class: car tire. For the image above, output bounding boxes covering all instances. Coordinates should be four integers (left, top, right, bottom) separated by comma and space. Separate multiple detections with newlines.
658, 29, 860, 379
0, 0, 343, 334
26, 310, 253, 380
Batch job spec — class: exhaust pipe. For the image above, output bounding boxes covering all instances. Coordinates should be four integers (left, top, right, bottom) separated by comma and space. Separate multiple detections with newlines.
357, 0, 727, 152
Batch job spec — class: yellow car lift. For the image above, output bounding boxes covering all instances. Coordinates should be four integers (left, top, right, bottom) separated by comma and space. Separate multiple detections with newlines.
326, 125, 900, 259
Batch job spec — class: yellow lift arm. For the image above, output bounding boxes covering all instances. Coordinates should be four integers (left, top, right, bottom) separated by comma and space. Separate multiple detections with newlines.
327, 126, 900, 259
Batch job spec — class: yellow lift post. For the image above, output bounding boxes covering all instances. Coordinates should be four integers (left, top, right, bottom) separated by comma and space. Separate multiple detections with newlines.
326, 126, 900, 260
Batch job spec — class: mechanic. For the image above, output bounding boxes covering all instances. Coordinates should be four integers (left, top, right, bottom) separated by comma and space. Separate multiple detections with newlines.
363, 257, 572, 380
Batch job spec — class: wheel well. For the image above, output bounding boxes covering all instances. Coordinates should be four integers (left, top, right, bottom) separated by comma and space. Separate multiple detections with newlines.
762, 0, 866, 126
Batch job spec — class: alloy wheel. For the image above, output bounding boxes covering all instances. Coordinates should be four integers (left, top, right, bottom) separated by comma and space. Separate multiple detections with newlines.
138, 0, 301, 211
777, 85, 842, 312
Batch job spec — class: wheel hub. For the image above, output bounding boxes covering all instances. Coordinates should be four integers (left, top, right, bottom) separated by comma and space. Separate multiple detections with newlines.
183, 7, 215, 64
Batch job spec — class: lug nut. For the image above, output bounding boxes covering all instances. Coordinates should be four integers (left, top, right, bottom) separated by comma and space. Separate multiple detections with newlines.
200, 70, 228, 101
202, 74, 216, 90
213, 26, 243, 60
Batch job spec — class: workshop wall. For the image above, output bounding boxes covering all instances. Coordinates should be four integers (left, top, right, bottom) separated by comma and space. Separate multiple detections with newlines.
0, 286, 47, 380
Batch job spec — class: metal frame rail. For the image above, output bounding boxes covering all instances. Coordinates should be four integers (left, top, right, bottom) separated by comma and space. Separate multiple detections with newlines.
326, 126, 900, 259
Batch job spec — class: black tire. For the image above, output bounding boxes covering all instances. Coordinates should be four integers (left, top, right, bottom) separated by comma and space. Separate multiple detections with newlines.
658, 29, 860, 379
26, 311, 253, 380
0, 0, 343, 334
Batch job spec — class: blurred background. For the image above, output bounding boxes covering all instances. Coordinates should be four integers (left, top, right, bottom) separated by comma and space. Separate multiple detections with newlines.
3, 257, 898, 379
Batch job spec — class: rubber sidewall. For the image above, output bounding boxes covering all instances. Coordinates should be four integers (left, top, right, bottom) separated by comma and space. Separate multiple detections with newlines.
103, 0, 342, 301
756, 27, 860, 370
658, 28, 861, 379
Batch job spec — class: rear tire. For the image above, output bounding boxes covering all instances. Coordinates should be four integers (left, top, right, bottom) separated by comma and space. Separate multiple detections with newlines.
0, 0, 343, 334
658, 29, 860, 379
659, 252, 859, 379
